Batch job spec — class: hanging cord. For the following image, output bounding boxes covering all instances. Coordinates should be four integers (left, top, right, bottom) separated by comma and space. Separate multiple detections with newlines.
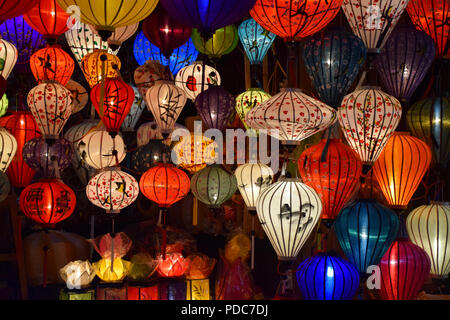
157, 207, 168, 260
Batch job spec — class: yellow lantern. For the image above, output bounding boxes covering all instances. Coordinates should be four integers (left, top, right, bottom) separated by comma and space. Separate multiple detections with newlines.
81, 49, 121, 87
93, 258, 132, 282
235, 88, 272, 131
192, 25, 239, 58
59, 260, 96, 289
172, 133, 217, 174
0, 126, 17, 172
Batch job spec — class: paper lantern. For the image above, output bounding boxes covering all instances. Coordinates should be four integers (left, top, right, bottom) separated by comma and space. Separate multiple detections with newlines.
250, 0, 343, 42
128, 253, 159, 281
0, 93, 6, 117
338, 88, 402, 164
92, 23, 138, 49
144, 81, 187, 137
334, 199, 400, 274
81, 49, 121, 88
0, 0, 38, 23
0, 126, 17, 172
157, 252, 189, 278
238, 18, 276, 65
27, 81, 73, 140
121, 86, 145, 132
256, 177, 322, 260
379, 239, 431, 300
65, 80, 88, 114
86, 168, 139, 214
90, 77, 134, 135
235, 88, 272, 131
59, 260, 95, 289
0, 38, 18, 80
303, 28, 367, 109
175, 61, 221, 101
90, 232, 132, 259
137, 121, 186, 147
296, 253, 360, 300
195, 85, 234, 131
172, 133, 217, 174
30, 44, 74, 85
185, 253, 216, 280
20, 178, 76, 227
375, 26, 436, 103
134, 60, 173, 97
192, 25, 238, 58
93, 258, 131, 282
131, 140, 170, 173
407, 202, 450, 278
23, 0, 69, 40
245, 88, 337, 145
373, 132, 432, 209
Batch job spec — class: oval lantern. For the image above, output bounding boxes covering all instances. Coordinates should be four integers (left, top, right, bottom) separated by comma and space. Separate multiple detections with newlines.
172, 133, 217, 174
296, 253, 360, 300
195, 85, 235, 131
298, 138, 362, 220
334, 199, 400, 274
134, 60, 174, 97
137, 121, 187, 147
81, 49, 121, 88
238, 18, 276, 65
121, 86, 145, 132
29, 44, 74, 85
131, 140, 170, 173
23, 0, 69, 40
0, 0, 38, 23
373, 132, 432, 209
0, 38, 18, 80
175, 61, 221, 101
192, 25, 238, 58
235, 88, 272, 131
0, 126, 17, 172
65, 79, 88, 114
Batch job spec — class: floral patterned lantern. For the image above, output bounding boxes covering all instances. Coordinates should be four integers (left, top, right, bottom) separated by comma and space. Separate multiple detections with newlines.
0, 38, 18, 80
65, 80, 88, 114
238, 18, 276, 65
0, 126, 17, 172
172, 133, 217, 174
81, 49, 121, 88
235, 88, 272, 131
23, 0, 69, 40
175, 61, 221, 101
30, 44, 74, 85
121, 86, 145, 132
134, 60, 173, 97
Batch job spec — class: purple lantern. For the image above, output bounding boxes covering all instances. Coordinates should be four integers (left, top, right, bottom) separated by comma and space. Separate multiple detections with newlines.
195, 85, 235, 131
375, 26, 435, 104
23, 138, 73, 178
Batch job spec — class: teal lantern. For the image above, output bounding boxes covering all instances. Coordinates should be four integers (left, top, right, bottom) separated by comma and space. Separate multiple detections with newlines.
238, 18, 275, 65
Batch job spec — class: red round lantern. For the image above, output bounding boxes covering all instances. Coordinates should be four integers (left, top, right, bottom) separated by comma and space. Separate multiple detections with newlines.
30, 44, 74, 85
157, 252, 189, 277
298, 138, 362, 220
142, 6, 192, 58
90, 77, 134, 135
0, 111, 41, 187
0, 0, 37, 23
19, 178, 76, 228
23, 0, 69, 40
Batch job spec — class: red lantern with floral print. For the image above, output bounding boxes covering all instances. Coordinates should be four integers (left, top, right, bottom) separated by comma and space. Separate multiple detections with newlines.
23, 0, 69, 40
30, 44, 74, 85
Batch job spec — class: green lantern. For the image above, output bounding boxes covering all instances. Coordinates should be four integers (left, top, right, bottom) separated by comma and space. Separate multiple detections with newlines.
235, 88, 271, 131
192, 25, 238, 58
0, 94, 8, 117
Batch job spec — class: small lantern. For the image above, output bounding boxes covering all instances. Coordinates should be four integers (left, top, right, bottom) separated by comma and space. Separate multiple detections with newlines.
195, 85, 235, 131
81, 49, 121, 88
0, 38, 18, 80
127, 285, 159, 300
137, 121, 186, 147
172, 133, 217, 174
192, 25, 238, 58
238, 18, 276, 65
121, 86, 145, 132
128, 253, 159, 281
131, 140, 170, 174
30, 44, 74, 85
90, 232, 132, 260
93, 258, 132, 282
134, 60, 173, 97
59, 260, 95, 290
175, 61, 221, 101
157, 252, 189, 278
235, 88, 271, 131
65, 80, 88, 114
23, 0, 69, 40
0, 126, 17, 172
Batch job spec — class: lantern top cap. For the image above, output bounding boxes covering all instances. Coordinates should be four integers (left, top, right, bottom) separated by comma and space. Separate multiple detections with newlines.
280, 88, 302, 93
360, 86, 382, 91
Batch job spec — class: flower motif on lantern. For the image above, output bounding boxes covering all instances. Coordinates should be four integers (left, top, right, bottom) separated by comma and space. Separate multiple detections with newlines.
93, 258, 132, 282
0, 39, 18, 80
157, 252, 189, 278
134, 60, 173, 97
65, 79, 88, 114
195, 85, 235, 131
192, 25, 238, 59
121, 86, 145, 132
175, 61, 221, 101
131, 140, 170, 173
0, 0, 39, 22
235, 88, 272, 131
30, 44, 74, 85
0, 126, 17, 172
238, 18, 276, 65
23, 0, 69, 40
172, 133, 217, 174
60, 260, 96, 290
137, 121, 187, 147
81, 49, 121, 88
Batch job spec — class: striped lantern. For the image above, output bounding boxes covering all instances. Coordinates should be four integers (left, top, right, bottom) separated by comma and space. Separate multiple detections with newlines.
195, 85, 235, 131
175, 61, 221, 101
0, 38, 18, 79
0, 127, 17, 172
81, 49, 121, 88
192, 25, 238, 58
29, 44, 74, 85
235, 88, 272, 131
23, 0, 69, 40
238, 18, 276, 65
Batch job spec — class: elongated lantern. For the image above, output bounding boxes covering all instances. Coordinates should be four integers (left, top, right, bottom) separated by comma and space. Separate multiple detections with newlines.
0, 0, 38, 23
23, 0, 69, 40
235, 88, 272, 131
81, 50, 121, 88
0, 38, 18, 79
175, 62, 221, 101
121, 86, 145, 132
192, 25, 238, 58
30, 44, 74, 85
238, 18, 276, 65
0, 127, 17, 172
195, 85, 235, 131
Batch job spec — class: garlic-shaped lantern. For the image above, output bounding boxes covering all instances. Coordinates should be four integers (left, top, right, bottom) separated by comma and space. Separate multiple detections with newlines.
175, 61, 221, 101
60, 260, 96, 290
0, 127, 18, 172
0, 39, 18, 80
172, 133, 217, 174
91, 23, 139, 49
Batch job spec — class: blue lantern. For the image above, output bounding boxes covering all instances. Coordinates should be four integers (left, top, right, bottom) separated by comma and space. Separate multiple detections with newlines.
334, 199, 399, 274
296, 253, 360, 300
133, 31, 198, 75
302, 28, 366, 109
238, 18, 275, 65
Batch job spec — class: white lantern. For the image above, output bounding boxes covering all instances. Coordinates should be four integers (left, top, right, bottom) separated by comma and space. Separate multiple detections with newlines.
121, 86, 145, 132
86, 168, 139, 214
0, 39, 18, 79
338, 87, 402, 164
406, 202, 450, 278
175, 61, 221, 101
0, 126, 17, 172
256, 178, 322, 260
245, 88, 337, 145
65, 80, 89, 114
60, 260, 96, 289
137, 121, 187, 147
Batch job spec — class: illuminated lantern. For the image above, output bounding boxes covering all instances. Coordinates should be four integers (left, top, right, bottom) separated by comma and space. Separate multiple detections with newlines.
65, 80, 88, 114
121, 86, 145, 132
90, 232, 132, 260
238, 18, 276, 65
90, 77, 134, 135
245, 88, 337, 145
27, 81, 73, 140
185, 253, 216, 300
334, 199, 399, 274
303, 29, 366, 109
23, 0, 69, 40
86, 168, 139, 214
406, 202, 450, 278
128, 253, 159, 281
134, 60, 173, 97
157, 252, 188, 278
29, 44, 74, 85
373, 132, 432, 209
81, 49, 121, 88
93, 258, 131, 282
59, 260, 95, 289
375, 26, 436, 103
172, 133, 217, 174
195, 85, 234, 131
338, 88, 402, 164
192, 25, 238, 58
144, 81, 187, 137
296, 253, 360, 300
175, 61, 221, 101
0, 126, 17, 172
250, 0, 343, 42
0, 0, 38, 23
407, 0, 450, 58
20, 178, 76, 227
137, 121, 186, 147
0, 93, 7, 117
91, 23, 138, 50
131, 140, 171, 174
256, 177, 322, 260
379, 239, 431, 300
235, 88, 271, 131
0, 39, 18, 80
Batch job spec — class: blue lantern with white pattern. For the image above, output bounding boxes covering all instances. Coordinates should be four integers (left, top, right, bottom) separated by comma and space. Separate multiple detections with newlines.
238, 18, 275, 65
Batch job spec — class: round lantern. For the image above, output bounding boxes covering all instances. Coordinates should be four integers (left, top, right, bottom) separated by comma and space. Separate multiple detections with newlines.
90, 77, 134, 135
91, 23, 138, 50
298, 139, 362, 220
121, 86, 145, 132
407, 202, 450, 278
245, 88, 337, 145
131, 140, 170, 173
20, 178, 76, 227
23, 0, 69, 40
0, 38, 18, 79
0, 171, 10, 203
192, 25, 238, 58
296, 253, 360, 300
238, 18, 276, 65
195, 85, 235, 131
81, 49, 121, 88
172, 133, 217, 174
134, 60, 174, 97
250, 0, 343, 42
0, 126, 17, 172
375, 26, 436, 103
235, 88, 272, 131
379, 239, 431, 300
65, 79, 88, 114
373, 132, 432, 209
27, 81, 73, 140
144, 81, 187, 137
338, 87, 402, 164
157, 252, 188, 278
93, 258, 131, 282
0, 93, 7, 117
137, 121, 187, 147
334, 199, 399, 274
191, 164, 237, 209
0, 0, 38, 23
86, 168, 139, 214
60, 260, 96, 289
30, 44, 74, 85
256, 177, 322, 260
175, 61, 221, 101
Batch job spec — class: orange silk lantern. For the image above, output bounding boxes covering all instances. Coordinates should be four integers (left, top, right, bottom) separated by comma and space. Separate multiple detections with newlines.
373, 132, 432, 209
157, 252, 189, 278
23, 0, 69, 40
81, 49, 121, 88
30, 44, 74, 85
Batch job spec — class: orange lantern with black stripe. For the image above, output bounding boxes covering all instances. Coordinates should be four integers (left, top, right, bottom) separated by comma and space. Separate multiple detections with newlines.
30, 44, 74, 85
23, 0, 69, 40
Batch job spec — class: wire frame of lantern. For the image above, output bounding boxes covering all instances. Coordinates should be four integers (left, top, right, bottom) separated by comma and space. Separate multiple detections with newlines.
172, 133, 217, 174
238, 18, 276, 65
131, 140, 171, 174
81, 49, 121, 88
375, 26, 436, 103
65, 79, 88, 114
0, 39, 18, 80
137, 121, 187, 147
0, 126, 17, 172
134, 60, 174, 97
90, 23, 138, 49
0, 94, 7, 117
175, 61, 221, 101
23, 0, 69, 40
235, 88, 272, 131
0, 0, 39, 23
192, 25, 238, 58
245, 88, 337, 145
195, 85, 235, 131
338, 87, 402, 164
121, 86, 145, 132
30, 44, 74, 86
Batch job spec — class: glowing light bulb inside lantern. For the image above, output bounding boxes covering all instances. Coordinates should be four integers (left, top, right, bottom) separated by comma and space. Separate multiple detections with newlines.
327, 266, 334, 278
162, 26, 170, 33
20, 120, 24, 126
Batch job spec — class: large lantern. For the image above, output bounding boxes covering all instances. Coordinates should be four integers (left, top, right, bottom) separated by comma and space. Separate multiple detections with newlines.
30, 44, 74, 85
131, 140, 170, 173
0, 39, 18, 79
175, 62, 221, 101
406, 202, 450, 278
192, 25, 238, 58
195, 85, 235, 131
238, 18, 276, 65
298, 139, 362, 220
121, 86, 145, 132
235, 88, 272, 131
338, 88, 402, 164
134, 60, 174, 97
81, 50, 121, 88
0, 0, 38, 23
172, 133, 217, 174
23, 0, 69, 40
334, 199, 399, 274
0, 127, 17, 172
373, 132, 432, 209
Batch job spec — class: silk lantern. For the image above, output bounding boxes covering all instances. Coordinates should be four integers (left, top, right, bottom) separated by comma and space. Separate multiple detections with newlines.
192, 25, 238, 58
121, 86, 145, 132
137, 121, 186, 147
296, 253, 360, 300
379, 239, 431, 300
0, 126, 17, 172
235, 88, 272, 131
0, 38, 18, 79
134, 60, 173, 97
172, 133, 217, 174
91, 23, 138, 50
298, 139, 362, 220
131, 140, 170, 173
23, 0, 69, 40
81, 49, 121, 88
0, 0, 38, 23
175, 61, 221, 101
195, 85, 235, 131
238, 18, 276, 65
30, 44, 74, 85
60, 260, 95, 290
65, 80, 88, 114
373, 132, 432, 209
407, 202, 450, 278
334, 199, 399, 274
338, 87, 402, 164
0, 93, 7, 117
